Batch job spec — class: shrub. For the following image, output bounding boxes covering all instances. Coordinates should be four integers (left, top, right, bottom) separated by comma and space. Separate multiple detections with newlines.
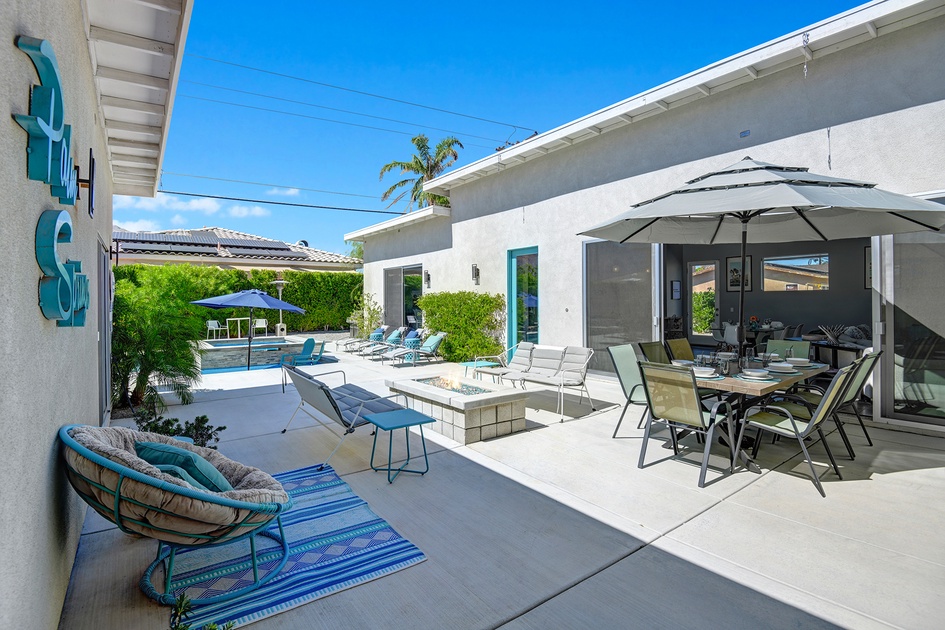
691, 290, 716, 334
134, 412, 227, 449
348, 292, 383, 339
416, 291, 505, 362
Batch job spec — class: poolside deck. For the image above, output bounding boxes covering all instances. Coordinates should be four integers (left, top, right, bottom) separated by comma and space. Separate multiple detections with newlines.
59, 347, 945, 629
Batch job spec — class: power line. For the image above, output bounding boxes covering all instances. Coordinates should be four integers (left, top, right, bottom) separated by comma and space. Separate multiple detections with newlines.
179, 95, 495, 150
186, 53, 539, 134
162, 172, 379, 199
182, 79, 507, 143
157, 190, 404, 216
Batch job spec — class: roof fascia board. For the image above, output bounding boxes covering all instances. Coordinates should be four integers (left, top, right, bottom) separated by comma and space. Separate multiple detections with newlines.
425, 0, 945, 195
343, 206, 449, 242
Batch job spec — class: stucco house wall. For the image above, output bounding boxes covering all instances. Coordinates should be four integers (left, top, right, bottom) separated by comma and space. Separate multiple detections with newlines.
1, 3, 115, 628
359, 14, 945, 347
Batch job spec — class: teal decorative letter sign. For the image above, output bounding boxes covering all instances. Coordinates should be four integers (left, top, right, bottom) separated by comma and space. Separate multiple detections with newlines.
13, 36, 77, 206
35, 210, 88, 326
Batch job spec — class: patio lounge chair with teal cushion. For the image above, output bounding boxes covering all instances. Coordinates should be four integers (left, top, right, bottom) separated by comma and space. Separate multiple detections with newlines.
385, 332, 447, 365
608, 343, 649, 437
738, 362, 857, 496
638, 363, 736, 488
58, 424, 291, 606
280, 338, 326, 366
342, 325, 389, 352
362, 326, 408, 356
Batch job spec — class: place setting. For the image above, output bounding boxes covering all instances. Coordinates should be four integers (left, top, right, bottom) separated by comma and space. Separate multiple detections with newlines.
733, 367, 780, 383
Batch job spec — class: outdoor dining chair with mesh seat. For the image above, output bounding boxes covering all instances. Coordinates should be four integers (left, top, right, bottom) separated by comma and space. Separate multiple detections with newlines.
608, 344, 649, 437
738, 362, 857, 497
637, 341, 671, 364
638, 362, 736, 488
666, 338, 696, 361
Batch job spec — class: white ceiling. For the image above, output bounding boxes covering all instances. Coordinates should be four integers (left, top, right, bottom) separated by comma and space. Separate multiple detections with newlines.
82, 0, 193, 197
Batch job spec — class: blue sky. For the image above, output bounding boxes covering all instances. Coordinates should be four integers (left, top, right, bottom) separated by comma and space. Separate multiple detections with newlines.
114, 0, 864, 255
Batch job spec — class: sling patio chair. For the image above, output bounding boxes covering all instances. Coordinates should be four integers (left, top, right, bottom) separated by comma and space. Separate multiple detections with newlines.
666, 337, 696, 361
473, 341, 534, 382
778, 351, 882, 449
608, 343, 649, 437
281, 365, 407, 468
637, 341, 671, 364
738, 362, 857, 497
637, 362, 736, 488
58, 424, 291, 606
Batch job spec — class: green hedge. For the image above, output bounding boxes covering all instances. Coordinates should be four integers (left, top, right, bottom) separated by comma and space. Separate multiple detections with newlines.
416, 291, 505, 362
113, 265, 362, 333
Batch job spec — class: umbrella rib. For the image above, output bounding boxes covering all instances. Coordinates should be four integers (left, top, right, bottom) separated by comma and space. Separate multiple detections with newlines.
709, 215, 725, 245
889, 212, 941, 232
793, 208, 829, 241
620, 218, 661, 244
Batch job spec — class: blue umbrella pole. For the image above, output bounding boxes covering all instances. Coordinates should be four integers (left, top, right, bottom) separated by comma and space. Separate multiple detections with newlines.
246, 307, 254, 371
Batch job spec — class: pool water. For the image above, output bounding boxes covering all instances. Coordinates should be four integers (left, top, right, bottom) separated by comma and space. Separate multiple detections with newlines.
200, 364, 281, 375
417, 377, 491, 396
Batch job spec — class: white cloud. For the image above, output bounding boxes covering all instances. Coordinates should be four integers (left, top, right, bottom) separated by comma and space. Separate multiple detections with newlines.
266, 187, 300, 197
112, 193, 221, 214
170, 214, 188, 226
117, 218, 161, 232
227, 205, 271, 218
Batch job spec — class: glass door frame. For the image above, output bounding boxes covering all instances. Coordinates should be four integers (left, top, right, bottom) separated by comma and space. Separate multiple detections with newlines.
508, 246, 538, 346
688, 259, 720, 344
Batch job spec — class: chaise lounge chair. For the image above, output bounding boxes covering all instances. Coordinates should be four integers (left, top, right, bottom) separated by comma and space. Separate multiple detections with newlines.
383, 332, 447, 366
58, 424, 291, 606
281, 365, 407, 468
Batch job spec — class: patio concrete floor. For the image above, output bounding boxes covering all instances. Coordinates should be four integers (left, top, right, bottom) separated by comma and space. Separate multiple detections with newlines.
59, 347, 945, 629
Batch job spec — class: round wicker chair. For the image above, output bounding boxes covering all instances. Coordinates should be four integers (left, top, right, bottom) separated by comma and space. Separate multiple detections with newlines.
59, 424, 292, 605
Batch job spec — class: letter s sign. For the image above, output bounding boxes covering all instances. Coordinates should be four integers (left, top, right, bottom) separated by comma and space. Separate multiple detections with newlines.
35, 210, 88, 326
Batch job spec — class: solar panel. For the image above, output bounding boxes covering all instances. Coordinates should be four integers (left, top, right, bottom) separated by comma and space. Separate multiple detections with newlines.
121, 243, 221, 255
226, 248, 309, 259
219, 238, 290, 250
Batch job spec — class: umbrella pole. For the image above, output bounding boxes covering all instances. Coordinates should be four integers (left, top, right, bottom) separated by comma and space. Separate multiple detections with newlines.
246, 307, 254, 371
737, 220, 748, 360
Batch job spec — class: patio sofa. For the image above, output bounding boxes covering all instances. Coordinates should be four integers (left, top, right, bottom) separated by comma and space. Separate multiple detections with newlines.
502, 345, 595, 420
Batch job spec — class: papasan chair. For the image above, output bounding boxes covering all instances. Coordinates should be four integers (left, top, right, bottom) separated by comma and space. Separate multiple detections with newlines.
59, 424, 292, 606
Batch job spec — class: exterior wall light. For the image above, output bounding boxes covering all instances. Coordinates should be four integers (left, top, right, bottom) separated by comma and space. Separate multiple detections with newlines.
424, 270, 431, 288
472, 264, 480, 285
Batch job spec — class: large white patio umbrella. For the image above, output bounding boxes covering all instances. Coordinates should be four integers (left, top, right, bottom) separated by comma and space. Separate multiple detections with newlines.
579, 157, 945, 355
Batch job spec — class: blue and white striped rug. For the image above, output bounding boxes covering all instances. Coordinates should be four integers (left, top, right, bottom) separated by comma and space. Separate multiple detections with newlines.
168, 464, 426, 629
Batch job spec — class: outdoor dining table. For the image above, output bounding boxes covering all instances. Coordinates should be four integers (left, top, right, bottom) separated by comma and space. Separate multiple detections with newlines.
693, 362, 830, 472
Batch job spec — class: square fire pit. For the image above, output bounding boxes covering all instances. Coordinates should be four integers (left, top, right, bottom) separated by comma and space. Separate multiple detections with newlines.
385, 375, 529, 445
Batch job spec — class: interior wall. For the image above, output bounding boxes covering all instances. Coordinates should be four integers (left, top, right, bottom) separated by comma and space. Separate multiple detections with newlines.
0, 2, 115, 628
682, 238, 871, 333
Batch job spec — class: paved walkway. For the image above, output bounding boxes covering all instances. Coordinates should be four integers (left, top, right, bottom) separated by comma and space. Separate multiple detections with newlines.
59, 346, 945, 629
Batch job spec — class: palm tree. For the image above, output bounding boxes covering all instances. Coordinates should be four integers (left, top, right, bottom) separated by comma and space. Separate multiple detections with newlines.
379, 134, 463, 209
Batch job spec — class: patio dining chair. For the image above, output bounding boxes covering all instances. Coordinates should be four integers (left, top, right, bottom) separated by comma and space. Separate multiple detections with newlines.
637, 341, 671, 364
781, 351, 881, 448
608, 344, 649, 437
206, 320, 226, 339
722, 322, 740, 350
666, 338, 696, 361
637, 363, 736, 488
253, 318, 268, 336
710, 327, 726, 350
738, 362, 857, 497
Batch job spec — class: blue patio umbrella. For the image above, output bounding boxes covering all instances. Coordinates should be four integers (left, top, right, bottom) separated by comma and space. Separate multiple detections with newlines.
518, 292, 538, 308
191, 289, 305, 370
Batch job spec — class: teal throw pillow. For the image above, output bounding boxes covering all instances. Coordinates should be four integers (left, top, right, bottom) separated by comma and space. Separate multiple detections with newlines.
135, 441, 234, 493
154, 464, 211, 491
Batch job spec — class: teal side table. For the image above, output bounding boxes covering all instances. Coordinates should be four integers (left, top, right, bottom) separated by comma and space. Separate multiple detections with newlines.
364, 409, 434, 483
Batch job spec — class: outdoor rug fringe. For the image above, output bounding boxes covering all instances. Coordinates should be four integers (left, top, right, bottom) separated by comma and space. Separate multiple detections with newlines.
166, 464, 426, 629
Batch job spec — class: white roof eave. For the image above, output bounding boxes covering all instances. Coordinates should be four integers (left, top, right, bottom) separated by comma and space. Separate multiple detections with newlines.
425, 0, 945, 196
343, 206, 451, 242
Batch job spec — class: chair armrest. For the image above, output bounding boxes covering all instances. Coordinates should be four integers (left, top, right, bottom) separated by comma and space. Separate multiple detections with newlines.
746, 403, 802, 434
307, 369, 348, 384
708, 399, 732, 423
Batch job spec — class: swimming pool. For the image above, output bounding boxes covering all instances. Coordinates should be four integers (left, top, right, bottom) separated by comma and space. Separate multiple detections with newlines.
198, 336, 309, 371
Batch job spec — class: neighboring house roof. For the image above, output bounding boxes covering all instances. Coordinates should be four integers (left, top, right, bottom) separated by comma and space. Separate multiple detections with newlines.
113, 227, 361, 271
85, 0, 194, 197
425, 0, 945, 196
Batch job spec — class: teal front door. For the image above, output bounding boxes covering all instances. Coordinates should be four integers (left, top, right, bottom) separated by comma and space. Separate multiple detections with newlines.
508, 247, 538, 345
